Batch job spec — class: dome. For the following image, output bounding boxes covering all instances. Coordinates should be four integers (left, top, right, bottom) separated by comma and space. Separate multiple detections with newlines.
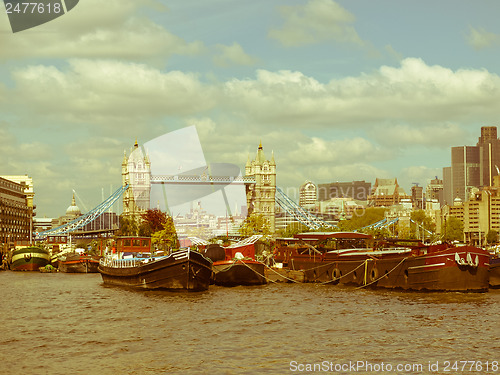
66, 194, 81, 217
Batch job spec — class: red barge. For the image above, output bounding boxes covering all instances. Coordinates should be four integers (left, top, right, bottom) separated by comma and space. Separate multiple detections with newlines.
273, 232, 490, 292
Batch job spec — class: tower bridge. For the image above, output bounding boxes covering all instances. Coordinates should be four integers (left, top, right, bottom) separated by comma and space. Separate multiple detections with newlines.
39, 134, 330, 238
150, 175, 256, 185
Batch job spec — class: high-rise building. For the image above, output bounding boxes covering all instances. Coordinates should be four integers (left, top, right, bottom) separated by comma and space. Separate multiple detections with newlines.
245, 142, 276, 232
299, 181, 317, 207
0, 176, 32, 246
444, 126, 500, 203
425, 177, 444, 207
411, 184, 424, 209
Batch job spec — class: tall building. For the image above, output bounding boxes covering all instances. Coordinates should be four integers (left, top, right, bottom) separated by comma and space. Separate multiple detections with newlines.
477, 126, 500, 187
0, 176, 32, 246
245, 142, 276, 232
425, 177, 444, 207
299, 181, 317, 207
122, 139, 151, 221
444, 126, 500, 203
411, 184, 424, 210
318, 180, 371, 201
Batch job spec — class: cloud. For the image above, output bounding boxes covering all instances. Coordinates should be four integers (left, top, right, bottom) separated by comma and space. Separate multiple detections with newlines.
8, 59, 217, 129
268, 0, 364, 47
213, 43, 259, 67
398, 166, 442, 192
222, 58, 500, 127
466, 26, 500, 50
0, 0, 203, 61
369, 123, 469, 149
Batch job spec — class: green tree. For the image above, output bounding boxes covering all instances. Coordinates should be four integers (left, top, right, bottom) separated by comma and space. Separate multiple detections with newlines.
116, 215, 138, 236
280, 222, 310, 237
151, 215, 179, 251
239, 214, 271, 236
337, 207, 387, 232
410, 210, 436, 239
443, 216, 463, 242
487, 230, 498, 244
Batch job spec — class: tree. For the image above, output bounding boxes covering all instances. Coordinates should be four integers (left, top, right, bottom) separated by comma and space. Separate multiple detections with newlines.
280, 222, 310, 238
410, 210, 436, 239
239, 214, 271, 236
337, 207, 387, 232
151, 215, 179, 251
443, 216, 463, 242
487, 230, 498, 244
139, 209, 168, 237
116, 215, 138, 236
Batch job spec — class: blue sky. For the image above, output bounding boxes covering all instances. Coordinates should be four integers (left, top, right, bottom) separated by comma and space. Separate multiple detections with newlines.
1, 0, 500, 218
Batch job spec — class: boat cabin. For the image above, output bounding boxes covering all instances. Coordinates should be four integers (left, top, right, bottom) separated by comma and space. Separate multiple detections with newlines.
114, 237, 152, 257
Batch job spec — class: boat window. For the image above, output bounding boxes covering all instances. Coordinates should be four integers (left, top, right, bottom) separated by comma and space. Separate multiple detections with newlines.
142, 239, 149, 247
124, 239, 131, 247
133, 239, 140, 247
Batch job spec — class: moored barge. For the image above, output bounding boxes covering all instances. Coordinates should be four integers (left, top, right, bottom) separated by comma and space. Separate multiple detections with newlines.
98, 237, 212, 291
58, 252, 100, 273
205, 236, 267, 286
11, 246, 50, 271
273, 232, 490, 292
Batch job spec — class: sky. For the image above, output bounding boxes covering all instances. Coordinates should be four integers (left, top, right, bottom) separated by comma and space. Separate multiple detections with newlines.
1, 0, 500, 218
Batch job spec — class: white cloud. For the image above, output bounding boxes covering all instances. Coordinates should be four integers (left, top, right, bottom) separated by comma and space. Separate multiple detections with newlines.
268, 0, 364, 47
0, 0, 203, 61
9, 59, 217, 128
466, 26, 500, 50
369, 123, 469, 149
222, 58, 500, 127
213, 43, 259, 67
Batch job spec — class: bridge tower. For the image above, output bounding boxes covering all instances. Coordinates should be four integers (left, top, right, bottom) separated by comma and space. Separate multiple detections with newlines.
245, 142, 276, 232
121, 139, 151, 222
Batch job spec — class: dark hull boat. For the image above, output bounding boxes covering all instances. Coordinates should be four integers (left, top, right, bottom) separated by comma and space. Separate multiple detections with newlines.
11, 246, 50, 271
203, 236, 267, 287
212, 260, 266, 286
98, 249, 213, 291
490, 255, 500, 288
58, 253, 100, 273
274, 232, 490, 292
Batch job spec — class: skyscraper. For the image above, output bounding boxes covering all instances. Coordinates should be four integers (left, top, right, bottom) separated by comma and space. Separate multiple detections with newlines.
444, 126, 500, 203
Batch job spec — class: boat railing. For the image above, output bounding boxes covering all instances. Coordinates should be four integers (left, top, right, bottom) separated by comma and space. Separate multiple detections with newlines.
99, 257, 144, 268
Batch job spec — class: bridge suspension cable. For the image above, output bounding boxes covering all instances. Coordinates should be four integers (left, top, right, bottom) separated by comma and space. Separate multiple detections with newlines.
37, 185, 129, 238
275, 187, 333, 230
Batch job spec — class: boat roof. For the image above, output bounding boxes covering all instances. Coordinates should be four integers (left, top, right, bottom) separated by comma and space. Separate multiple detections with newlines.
294, 232, 372, 241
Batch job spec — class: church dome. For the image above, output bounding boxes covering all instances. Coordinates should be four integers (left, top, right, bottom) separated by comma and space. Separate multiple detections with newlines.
66, 194, 81, 217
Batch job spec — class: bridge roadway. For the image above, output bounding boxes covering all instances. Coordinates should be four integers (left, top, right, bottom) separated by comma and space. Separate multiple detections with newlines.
150, 175, 256, 185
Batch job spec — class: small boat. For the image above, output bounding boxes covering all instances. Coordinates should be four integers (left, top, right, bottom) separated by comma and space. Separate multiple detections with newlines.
204, 236, 267, 286
98, 249, 213, 291
58, 252, 100, 273
273, 232, 490, 292
11, 246, 50, 271
39, 264, 58, 273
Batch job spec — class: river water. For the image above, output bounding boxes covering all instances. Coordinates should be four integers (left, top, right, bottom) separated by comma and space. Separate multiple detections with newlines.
1, 271, 499, 375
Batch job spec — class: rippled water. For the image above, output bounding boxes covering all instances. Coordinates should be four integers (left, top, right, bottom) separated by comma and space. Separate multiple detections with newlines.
1, 271, 499, 374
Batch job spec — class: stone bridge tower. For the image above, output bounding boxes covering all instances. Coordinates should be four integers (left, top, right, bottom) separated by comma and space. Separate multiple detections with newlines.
122, 139, 151, 221
245, 142, 276, 232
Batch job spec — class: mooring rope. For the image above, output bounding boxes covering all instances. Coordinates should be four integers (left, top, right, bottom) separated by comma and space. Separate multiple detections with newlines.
355, 257, 408, 290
